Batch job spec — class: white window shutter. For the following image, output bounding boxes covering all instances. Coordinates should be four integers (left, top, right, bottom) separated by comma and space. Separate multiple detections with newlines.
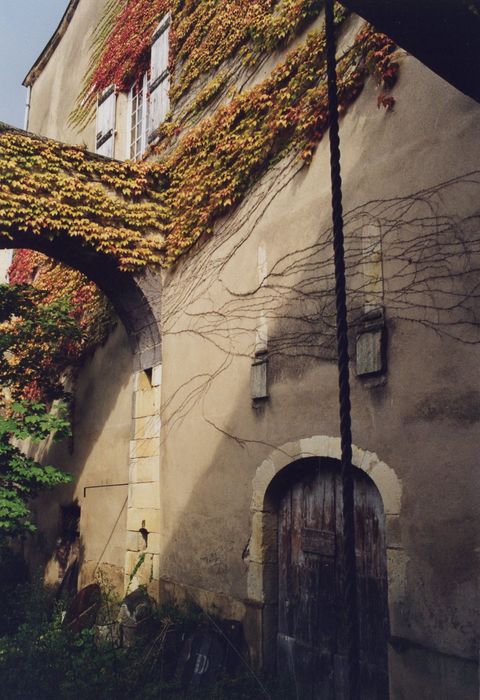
149, 74, 170, 132
96, 85, 116, 157
148, 14, 170, 135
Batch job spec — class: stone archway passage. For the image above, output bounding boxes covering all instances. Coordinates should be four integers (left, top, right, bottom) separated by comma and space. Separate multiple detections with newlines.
0, 122, 163, 369
275, 458, 389, 699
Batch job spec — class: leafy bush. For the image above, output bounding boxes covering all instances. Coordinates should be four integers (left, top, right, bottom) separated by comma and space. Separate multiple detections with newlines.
0, 583, 296, 700
0, 284, 82, 402
0, 401, 72, 540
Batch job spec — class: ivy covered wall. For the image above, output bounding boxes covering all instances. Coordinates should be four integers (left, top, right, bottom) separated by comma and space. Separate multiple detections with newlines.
3, 0, 400, 387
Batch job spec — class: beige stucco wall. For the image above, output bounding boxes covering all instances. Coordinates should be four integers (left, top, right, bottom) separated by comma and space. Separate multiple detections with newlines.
26, 0, 132, 161
157, 52, 480, 698
26, 323, 133, 592
27, 0, 109, 149
20, 2, 480, 696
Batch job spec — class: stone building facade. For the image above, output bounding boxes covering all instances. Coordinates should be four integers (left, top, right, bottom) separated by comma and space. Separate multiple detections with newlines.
3, 0, 479, 697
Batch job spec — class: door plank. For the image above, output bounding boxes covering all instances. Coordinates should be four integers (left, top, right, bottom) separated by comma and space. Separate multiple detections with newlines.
277, 459, 389, 699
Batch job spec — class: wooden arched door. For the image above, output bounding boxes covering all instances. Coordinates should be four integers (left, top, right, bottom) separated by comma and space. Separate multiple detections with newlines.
277, 458, 389, 699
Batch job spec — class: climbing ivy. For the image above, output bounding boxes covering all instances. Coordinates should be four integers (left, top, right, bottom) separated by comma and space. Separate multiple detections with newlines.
0, 283, 83, 402
1, 14, 399, 269
8, 251, 115, 395
0, 130, 166, 271
151, 21, 399, 262
71, 0, 321, 128
0, 3, 401, 481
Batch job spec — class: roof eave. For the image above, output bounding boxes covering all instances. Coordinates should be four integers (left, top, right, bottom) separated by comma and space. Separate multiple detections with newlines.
340, 0, 480, 103
23, 0, 81, 88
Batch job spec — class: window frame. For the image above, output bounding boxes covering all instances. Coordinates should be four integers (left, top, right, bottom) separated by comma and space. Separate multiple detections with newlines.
128, 73, 149, 161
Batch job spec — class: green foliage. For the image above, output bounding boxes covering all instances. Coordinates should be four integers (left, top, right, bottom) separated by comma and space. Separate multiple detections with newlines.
0, 401, 72, 540
0, 400, 70, 442
128, 551, 147, 589
0, 616, 126, 700
0, 283, 82, 402
0, 584, 295, 699
0, 568, 51, 636
0, 281, 75, 541
0, 546, 30, 636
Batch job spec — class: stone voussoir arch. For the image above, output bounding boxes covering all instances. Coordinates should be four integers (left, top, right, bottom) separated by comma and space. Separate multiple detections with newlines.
248, 435, 402, 604
251, 434, 402, 517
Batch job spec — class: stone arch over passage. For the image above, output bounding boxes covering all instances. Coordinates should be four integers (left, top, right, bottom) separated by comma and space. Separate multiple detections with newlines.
248, 436, 403, 691
0, 122, 163, 370
0, 229, 162, 371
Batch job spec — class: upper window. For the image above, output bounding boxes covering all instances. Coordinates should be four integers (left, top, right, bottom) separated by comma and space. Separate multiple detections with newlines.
129, 74, 148, 161
125, 13, 171, 161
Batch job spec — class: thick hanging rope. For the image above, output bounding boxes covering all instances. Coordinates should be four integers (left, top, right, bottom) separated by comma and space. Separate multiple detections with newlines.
324, 1, 361, 698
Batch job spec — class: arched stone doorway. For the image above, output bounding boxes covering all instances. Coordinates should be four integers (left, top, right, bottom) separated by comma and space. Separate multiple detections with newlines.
248, 437, 402, 696
270, 457, 389, 699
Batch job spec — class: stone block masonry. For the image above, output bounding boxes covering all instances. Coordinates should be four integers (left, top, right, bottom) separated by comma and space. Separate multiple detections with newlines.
124, 366, 162, 594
